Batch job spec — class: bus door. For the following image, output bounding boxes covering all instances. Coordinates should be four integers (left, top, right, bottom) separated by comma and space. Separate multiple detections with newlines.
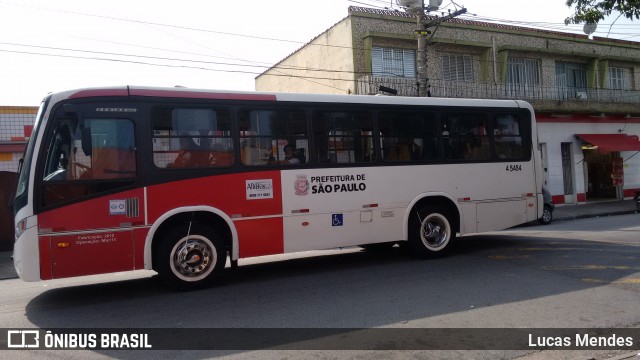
37, 111, 143, 279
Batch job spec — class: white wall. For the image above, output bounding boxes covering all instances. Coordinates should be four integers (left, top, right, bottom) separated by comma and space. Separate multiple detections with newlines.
538, 120, 640, 202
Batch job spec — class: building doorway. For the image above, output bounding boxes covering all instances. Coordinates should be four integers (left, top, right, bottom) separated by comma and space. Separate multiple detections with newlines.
561, 142, 576, 203
583, 149, 618, 200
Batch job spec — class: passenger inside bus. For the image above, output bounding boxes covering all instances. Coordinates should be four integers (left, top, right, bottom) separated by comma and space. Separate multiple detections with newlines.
168, 135, 199, 168
209, 142, 234, 167
387, 138, 421, 161
269, 144, 300, 165
241, 138, 265, 165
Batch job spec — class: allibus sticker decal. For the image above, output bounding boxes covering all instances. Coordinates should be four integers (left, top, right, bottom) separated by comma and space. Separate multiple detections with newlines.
246, 179, 274, 200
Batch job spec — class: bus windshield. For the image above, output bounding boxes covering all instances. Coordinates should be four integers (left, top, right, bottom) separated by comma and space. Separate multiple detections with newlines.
13, 98, 47, 213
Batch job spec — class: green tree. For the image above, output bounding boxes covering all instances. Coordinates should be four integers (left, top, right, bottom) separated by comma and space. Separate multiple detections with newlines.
565, 0, 640, 24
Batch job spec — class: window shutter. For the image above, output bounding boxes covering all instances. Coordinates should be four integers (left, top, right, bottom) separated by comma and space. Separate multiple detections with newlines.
463, 55, 473, 81
403, 49, 416, 79
441, 54, 474, 81
442, 54, 453, 81
371, 47, 383, 76
372, 47, 415, 78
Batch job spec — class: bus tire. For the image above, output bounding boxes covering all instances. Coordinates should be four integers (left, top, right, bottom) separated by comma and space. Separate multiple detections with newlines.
407, 205, 455, 257
156, 223, 226, 291
538, 205, 553, 225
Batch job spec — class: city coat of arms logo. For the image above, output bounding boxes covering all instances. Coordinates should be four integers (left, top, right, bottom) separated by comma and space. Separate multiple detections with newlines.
294, 175, 309, 196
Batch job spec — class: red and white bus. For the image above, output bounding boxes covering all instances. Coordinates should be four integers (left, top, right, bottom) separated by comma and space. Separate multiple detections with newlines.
12, 86, 543, 290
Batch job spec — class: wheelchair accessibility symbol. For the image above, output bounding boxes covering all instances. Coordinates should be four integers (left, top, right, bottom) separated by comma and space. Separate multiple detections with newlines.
332, 214, 343, 227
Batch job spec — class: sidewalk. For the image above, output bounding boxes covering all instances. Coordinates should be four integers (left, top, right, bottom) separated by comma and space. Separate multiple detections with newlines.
553, 198, 638, 221
0, 199, 637, 281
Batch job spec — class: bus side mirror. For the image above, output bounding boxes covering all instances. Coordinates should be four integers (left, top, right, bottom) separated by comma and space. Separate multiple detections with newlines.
81, 127, 92, 156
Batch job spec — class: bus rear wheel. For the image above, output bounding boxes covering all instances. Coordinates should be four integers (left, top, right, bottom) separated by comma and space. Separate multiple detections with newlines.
407, 205, 455, 257
156, 223, 226, 291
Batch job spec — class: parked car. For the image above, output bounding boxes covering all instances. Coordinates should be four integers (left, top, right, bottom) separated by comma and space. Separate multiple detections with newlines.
538, 186, 555, 225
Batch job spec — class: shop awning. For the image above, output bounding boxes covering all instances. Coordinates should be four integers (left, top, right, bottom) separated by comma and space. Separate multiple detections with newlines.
576, 134, 640, 152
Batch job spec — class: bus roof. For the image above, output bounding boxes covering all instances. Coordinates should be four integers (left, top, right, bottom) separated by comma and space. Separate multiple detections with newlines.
56, 85, 530, 110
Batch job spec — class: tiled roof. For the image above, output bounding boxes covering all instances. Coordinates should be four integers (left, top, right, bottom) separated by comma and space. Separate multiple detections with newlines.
348, 6, 640, 46
258, 6, 639, 78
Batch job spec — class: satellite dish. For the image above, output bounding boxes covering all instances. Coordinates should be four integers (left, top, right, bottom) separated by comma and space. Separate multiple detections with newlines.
583, 22, 597, 35
396, 0, 423, 14
428, 0, 443, 10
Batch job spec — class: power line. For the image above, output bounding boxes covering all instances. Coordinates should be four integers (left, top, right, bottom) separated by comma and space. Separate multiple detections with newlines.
4, 44, 635, 87
1, 2, 638, 90
0, 0, 359, 92
0, 48, 357, 83
0, 41, 375, 75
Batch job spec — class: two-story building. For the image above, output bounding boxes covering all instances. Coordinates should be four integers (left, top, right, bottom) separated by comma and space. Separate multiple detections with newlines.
256, 6, 640, 205
0, 106, 36, 250
0, 106, 36, 173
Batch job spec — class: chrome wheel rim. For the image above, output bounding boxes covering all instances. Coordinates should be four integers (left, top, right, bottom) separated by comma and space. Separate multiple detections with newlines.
170, 235, 217, 282
542, 209, 552, 223
420, 213, 450, 251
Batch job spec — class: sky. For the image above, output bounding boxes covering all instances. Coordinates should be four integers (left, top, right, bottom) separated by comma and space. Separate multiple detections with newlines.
0, 0, 638, 106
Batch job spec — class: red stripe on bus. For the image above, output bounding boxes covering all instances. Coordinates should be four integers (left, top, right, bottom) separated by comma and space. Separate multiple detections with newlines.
133, 228, 150, 270
39, 236, 53, 280
129, 89, 278, 101
147, 172, 284, 258
235, 217, 284, 258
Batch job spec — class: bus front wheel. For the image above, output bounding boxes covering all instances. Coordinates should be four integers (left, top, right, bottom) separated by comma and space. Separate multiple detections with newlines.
407, 205, 455, 257
156, 223, 226, 290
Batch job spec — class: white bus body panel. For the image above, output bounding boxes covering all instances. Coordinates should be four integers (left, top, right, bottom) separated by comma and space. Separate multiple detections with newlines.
280, 161, 536, 253
13, 214, 40, 282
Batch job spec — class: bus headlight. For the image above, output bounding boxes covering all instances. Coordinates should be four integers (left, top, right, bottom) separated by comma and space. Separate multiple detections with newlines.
15, 218, 27, 241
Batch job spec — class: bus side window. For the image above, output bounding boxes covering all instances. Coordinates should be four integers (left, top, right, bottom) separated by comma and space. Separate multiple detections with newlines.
442, 113, 489, 161
239, 109, 308, 167
378, 111, 437, 162
152, 107, 234, 169
313, 111, 372, 164
494, 114, 525, 160
79, 119, 136, 179
41, 117, 137, 208
43, 123, 73, 181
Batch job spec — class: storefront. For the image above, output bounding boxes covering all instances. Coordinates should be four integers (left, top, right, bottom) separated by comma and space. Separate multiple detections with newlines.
576, 134, 640, 200
537, 115, 640, 205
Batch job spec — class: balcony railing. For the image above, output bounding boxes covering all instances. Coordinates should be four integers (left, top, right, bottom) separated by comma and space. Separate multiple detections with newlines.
356, 76, 640, 105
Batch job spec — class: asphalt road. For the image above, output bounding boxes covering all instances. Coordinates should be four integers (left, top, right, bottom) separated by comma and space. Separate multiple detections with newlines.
1, 214, 639, 360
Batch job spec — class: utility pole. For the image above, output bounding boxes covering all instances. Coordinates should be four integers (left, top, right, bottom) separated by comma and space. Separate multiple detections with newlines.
399, 0, 466, 97
416, 2, 428, 97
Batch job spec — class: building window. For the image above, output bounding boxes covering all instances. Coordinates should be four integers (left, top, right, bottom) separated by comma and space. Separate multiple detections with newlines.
371, 47, 415, 78
556, 61, 587, 100
609, 67, 626, 90
506, 58, 540, 98
441, 54, 473, 82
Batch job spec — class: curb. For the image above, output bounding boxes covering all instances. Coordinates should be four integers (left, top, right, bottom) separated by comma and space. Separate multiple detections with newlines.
554, 210, 638, 222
